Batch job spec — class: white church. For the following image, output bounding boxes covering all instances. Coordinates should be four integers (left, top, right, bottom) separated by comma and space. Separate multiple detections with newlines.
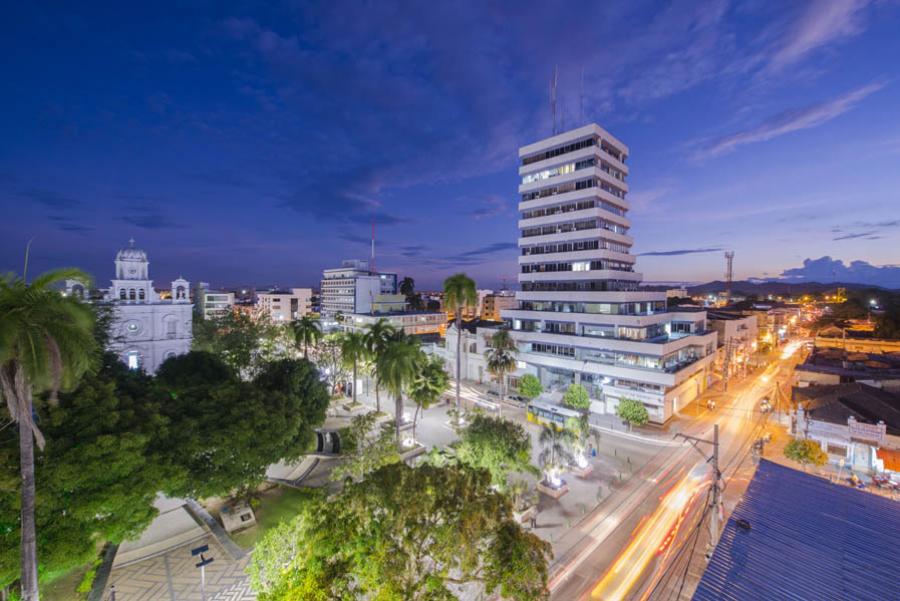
92, 240, 193, 373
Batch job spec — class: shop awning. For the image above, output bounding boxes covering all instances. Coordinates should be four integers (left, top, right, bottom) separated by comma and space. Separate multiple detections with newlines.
876, 447, 900, 472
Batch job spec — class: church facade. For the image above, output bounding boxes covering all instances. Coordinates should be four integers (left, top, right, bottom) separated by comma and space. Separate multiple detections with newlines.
97, 240, 193, 373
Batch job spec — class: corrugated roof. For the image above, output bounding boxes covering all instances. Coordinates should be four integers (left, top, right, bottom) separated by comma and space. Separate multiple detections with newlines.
693, 460, 900, 601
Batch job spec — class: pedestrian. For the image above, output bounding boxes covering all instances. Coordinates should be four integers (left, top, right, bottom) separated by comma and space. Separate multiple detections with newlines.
530, 514, 537, 529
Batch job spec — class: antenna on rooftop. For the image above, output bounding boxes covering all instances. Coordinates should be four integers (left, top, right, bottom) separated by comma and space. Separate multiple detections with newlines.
370, 217, 376, 273
550, 65, 559, 135
579, 66, 585, 125
724, 251, 735, 304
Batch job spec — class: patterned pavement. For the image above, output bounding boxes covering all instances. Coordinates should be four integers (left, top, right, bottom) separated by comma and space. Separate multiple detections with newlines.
106, 536, 255, 601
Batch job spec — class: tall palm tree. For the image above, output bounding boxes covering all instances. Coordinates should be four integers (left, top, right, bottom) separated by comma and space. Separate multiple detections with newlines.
538, 425, 575, 488
375, 333, 421, 443
443, 273, 476, 422
0, 267, 97, 601
484, 329, 517, 417
338, 330, 369, 404
291, 315, 322, 359
407, 354, 450, 440
364, 318, 397, 413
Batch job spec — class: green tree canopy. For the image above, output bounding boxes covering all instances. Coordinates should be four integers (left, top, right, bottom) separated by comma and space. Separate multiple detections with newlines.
455, 414, 537, 490
518, 374, 543, 401
191, 310, 284, 378
291, 315, 323, 360
0, 355, 166, 588
155, 352, 328, 498
783, 438, 828, 469
249, 463, 551, 601
408, 354, 450, 438
330, 412, 400, 483
562, 383, 590, 411
616, 398, 649, 430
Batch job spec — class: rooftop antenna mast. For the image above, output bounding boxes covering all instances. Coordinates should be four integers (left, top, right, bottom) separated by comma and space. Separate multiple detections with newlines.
550, 65, 559, 135
724, 251, 735, 304
370, 217, 376, 273
579, 66, 585, 125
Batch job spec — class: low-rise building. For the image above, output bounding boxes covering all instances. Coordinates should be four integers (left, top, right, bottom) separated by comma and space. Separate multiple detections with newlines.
793, 383, 900, 475
794, 348, 900, 391
256, 287, 313, 322
706, 310, 758, 381
481, 292, 516, 321
440, 320, 506, 386
815, 325, 900, 354
344, 310, 446, 339
193, 282, 235, 320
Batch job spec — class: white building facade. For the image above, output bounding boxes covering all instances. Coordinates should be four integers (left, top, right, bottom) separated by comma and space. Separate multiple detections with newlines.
100, 241, 193, 374
502, 124, 716, 423
256, 287, 313, 322
194, 282, 235, 320
320, 259, 398, 319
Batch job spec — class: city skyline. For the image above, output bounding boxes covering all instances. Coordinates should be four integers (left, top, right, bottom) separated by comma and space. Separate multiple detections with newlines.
3, 1, 900, 289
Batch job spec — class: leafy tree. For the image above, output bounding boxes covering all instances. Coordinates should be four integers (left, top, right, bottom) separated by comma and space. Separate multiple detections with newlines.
313, 332, 347, 395
565, 414, 597, 468
249, 463, 551, 601
616, 398, 649, 431
192, 310, 282, 378
518, 374, 543, 401
0, 357, 167, 588
444, 273, 477, 422
407, 354, 449, 440
538, 426, 575, 486
338, 330, 369, 405
426, 299, 441, 312
455, 414, 537, 490
562, 383, 590, 411
0, 267, 97, 600
375, 333, 421, 443
155, 353, 328, 498
783, 438, 828, 470
485, 330, 517, 415
330, 412, 400, 483
291, 315, 322, 359
398, 276, 424, 310
364, 319, 398, 413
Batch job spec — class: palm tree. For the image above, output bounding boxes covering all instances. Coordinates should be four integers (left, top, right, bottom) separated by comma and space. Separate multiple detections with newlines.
291, 315, 322, 359
364, 318, 397, 413
407, 354, 450, 440
443, 273, 476, 422
375, 333, 421, 443
484, 329, 517, 417
0, 267, 97, 601
339, 330, 368, 404
538, 425, 575, 488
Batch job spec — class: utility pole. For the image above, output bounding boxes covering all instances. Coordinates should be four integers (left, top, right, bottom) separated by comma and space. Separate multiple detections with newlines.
676, 424, 722, 552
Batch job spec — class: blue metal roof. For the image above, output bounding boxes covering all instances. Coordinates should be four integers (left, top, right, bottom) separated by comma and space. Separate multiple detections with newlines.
693, 459, 900, 601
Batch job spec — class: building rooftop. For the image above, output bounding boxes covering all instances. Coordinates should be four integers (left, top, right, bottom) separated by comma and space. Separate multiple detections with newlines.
694, 460, 899, 601
793, 383, 900, 435
352, 310, 446, 317
798, 348, 900, 380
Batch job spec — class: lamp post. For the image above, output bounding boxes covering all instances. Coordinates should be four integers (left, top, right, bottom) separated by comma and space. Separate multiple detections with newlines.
191, 544, 215, 601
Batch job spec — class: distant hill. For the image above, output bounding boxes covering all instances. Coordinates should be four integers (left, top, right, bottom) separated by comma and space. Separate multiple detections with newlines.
643, 280, 897, 296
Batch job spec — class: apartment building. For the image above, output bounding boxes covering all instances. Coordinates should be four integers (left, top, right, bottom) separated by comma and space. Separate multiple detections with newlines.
481, 291, 517, 321
256, 287, 313, 322
319, 259, 398, 319
193, 282, 235, 320
502, 123, 717, 423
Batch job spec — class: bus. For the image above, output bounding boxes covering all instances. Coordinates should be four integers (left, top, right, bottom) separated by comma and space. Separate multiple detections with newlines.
526, 400, 582, 429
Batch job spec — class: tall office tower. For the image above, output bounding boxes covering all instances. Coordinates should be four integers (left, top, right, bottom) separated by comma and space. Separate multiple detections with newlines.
502, 124, 716, 423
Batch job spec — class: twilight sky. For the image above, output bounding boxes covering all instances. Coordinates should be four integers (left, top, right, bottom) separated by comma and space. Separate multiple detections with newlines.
2, 1, 899, 290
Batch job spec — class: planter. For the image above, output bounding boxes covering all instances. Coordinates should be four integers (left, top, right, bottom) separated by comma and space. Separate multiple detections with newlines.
514, 505, 538, 524
537, 479, 569, 499
571, 464, 594, 478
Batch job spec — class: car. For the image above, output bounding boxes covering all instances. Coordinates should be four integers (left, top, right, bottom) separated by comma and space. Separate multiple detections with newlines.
760, 399, 772, 413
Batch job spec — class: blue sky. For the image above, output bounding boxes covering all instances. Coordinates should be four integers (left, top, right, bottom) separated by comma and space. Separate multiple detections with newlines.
2, 0, 899, 290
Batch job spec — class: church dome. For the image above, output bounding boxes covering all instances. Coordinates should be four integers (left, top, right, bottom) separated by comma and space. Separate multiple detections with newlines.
116, 238, 147, 262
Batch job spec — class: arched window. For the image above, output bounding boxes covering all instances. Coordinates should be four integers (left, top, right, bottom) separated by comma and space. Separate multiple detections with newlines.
129, 289, 136, 300
138, 288, 145, 300
120, 288, 127, 300
176, 286, 186, 300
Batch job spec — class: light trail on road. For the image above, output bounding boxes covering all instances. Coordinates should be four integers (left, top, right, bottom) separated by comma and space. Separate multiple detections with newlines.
589, 466, 708, 600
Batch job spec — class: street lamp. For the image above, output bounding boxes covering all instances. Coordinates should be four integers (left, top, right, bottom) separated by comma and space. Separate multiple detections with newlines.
191, 544, 215, 601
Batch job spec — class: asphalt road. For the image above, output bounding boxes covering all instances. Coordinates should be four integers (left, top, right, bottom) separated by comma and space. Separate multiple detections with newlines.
550, 342, 805, 601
